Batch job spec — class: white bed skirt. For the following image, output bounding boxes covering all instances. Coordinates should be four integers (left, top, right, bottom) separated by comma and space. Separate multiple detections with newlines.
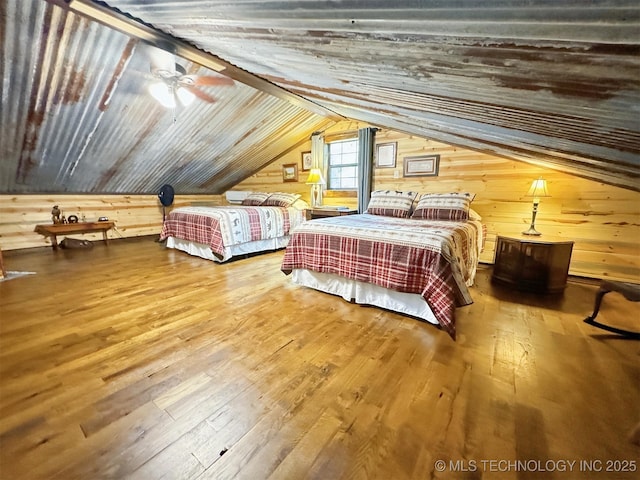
291, 268, 439, 326
165, 236, 290, 262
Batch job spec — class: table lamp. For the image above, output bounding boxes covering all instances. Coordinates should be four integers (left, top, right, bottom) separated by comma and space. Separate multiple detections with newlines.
523, 177, 550, 236
306, 168, 326, 207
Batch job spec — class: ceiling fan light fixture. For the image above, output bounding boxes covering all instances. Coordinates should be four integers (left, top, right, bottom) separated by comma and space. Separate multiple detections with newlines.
176, 87, 195, 107
148, 82, 176, 108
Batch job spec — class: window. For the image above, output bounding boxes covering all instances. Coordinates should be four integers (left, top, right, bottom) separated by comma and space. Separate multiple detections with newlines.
327, 139, 358, 190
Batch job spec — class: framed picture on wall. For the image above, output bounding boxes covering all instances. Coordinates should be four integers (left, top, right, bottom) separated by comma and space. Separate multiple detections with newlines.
282, 163, 298, 182
301, 151, 312, 171
403, 154, 440, 177
375, 142, 397, 168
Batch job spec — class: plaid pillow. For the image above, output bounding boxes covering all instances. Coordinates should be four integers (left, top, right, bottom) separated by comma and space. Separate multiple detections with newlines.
366, 190, 418, 218
241, 192, 271, 206
411, 192, 475, 221
262, 192, 301, 207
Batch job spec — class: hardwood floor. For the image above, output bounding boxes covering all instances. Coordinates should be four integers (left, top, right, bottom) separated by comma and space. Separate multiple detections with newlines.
0, 237, 638, 479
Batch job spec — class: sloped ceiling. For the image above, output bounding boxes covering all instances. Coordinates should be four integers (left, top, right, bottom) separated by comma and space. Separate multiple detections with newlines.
1, 0, 639, 194
0, 0, 338, 194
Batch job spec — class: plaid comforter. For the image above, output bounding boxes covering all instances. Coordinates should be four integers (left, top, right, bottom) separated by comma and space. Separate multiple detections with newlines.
281, 214, 483, 339
160, 206, 306, 261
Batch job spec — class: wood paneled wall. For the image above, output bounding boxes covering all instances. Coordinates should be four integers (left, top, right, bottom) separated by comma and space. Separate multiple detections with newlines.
1, 121, 638, 282
0, 194, 223, 251
234, 121, 640, 283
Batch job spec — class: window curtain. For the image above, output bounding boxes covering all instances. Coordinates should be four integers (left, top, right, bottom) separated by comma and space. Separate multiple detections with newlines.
309, 132, 326, 206
357, 127, 377, 213
311, 132, 324, 169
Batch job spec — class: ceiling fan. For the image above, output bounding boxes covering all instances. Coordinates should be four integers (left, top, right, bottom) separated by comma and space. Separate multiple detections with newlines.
147, 46, 234, 109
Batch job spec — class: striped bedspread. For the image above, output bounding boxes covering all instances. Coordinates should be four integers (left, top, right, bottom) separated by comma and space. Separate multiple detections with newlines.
281, 213, 483, 338
160, 206, 306, 260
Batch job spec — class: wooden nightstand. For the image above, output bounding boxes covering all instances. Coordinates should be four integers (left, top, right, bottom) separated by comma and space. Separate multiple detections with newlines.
492, 235, 574, 294
307, 208, 358, 220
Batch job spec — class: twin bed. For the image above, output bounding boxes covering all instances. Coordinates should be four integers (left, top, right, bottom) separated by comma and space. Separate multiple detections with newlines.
160, 190, 483, 339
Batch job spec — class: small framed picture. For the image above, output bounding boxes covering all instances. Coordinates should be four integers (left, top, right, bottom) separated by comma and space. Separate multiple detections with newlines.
282, 163, 298, 182
375, 142, 396, 168
301, 151, 312, 171
403, 154, 440, 177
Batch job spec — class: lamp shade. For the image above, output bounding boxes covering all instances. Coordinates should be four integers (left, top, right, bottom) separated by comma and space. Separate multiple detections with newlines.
176, 87, 195, 107
149, 82, 197, 108
525, 177, 550, 199
148, 82, 176, 108
305, 168, 326, 185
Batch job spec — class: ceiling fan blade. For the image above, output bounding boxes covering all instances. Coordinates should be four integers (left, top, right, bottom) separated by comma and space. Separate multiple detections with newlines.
185, 86, 217, 104
192, 75, 235, 87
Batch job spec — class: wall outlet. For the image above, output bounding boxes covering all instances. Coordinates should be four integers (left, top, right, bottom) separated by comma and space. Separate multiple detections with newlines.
393, 170, 400, 178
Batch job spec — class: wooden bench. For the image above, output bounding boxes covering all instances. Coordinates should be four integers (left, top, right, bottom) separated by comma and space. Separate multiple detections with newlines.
584, 280, 640, 339
34, 221, 115, 250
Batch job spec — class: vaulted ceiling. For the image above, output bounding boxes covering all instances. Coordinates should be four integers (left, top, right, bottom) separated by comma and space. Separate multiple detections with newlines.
1, 0, 639, 194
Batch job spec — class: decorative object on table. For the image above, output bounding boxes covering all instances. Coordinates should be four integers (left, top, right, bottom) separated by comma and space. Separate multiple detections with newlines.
51, 205, 61, 224
301, 151, 312, 171
282, 163, 298, 182
375, 142, 397, 168
305, 168, 326, 207
68, 215, 79, 224
522, 177, 550, 236
157, 184, 175, 222
98, 216, 109, 222
403, 154, 440, 177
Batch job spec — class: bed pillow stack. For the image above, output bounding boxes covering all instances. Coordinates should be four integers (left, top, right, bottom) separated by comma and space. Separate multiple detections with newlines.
241, 192, 271, 206
366, 190, 418, 218
411, 192, 475, 221
241, 192, 302, 207
261, 192, 302, 207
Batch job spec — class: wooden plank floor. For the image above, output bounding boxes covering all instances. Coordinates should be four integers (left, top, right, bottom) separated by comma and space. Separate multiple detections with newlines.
0, 237, 638, 479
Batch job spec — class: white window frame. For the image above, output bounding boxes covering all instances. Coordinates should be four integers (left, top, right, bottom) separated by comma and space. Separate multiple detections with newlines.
326, 138, 358, 190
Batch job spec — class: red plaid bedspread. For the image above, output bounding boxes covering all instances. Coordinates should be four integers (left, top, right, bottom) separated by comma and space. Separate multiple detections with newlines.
281, 214, 483, 339
160, 206, 305, 260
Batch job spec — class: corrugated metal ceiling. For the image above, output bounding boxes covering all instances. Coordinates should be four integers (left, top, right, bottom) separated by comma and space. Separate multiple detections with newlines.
0, 0, 337, 194
1, 0, 639, 193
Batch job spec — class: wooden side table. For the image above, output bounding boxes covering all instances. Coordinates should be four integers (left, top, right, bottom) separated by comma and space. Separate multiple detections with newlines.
34, 221, 116, 250
491, 235, 574, 293
307, 208, 358, 220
